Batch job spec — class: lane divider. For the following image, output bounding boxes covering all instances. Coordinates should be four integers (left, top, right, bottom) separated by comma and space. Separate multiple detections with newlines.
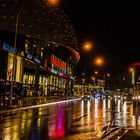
0, 98, 81, 114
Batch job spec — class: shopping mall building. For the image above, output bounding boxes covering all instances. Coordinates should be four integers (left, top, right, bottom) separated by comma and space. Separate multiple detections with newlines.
0, 0, 80, 96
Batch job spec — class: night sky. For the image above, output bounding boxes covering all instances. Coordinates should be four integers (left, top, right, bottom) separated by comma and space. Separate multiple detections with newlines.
62, 1, 140, 80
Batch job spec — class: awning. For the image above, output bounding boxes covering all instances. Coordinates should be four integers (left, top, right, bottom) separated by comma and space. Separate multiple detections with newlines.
48, 41, 80, 63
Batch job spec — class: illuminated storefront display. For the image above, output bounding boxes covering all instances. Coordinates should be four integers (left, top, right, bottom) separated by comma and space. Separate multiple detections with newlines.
0, 33, 80, 97
23, 74, 35, 84
51, 55, 66, 70
7, 53, 14, 81
39, 75, 48, 95
6, 52, 23, 83
47, 54, 68, 93
0, 41, 23, 83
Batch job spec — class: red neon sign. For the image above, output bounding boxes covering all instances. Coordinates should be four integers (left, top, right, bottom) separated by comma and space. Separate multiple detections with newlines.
50, 56, 66, 69
132, 62, 140, 67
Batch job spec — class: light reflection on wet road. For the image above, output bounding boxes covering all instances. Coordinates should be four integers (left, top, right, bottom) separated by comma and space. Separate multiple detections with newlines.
0, 98, 139, 140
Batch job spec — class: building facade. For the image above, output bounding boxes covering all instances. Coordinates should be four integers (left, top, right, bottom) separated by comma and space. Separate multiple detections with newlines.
0, 30, 80, 97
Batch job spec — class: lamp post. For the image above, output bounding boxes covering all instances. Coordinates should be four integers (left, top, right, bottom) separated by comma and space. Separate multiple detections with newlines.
129, 67, 138, 129
82, 41, 93, 93
9, 0, 60, 104
10, 8, 22, 105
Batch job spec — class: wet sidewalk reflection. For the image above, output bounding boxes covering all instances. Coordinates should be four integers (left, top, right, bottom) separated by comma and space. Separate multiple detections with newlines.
0, 98, 139, 139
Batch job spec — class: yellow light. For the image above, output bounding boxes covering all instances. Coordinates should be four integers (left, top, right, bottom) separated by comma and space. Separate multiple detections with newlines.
107, 73, 110, 77
129, 67, 135, 73
69, 71, 72, 75
91, 76, 96, 80
95, 71, 98, 75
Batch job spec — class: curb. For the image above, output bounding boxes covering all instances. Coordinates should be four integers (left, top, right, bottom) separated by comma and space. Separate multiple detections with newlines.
118, 129, 129, 140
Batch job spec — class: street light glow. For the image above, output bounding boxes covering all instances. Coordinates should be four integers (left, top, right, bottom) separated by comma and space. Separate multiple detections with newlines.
95, 57, 104, 66
46, 0, 60, 6
129, 67, 135, 73
83, 42, 92, 51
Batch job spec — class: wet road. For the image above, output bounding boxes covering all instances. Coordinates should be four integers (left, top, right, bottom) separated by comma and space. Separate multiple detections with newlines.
0, 98, 139, 140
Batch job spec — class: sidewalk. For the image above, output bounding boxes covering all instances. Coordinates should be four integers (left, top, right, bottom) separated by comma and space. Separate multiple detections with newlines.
0, 96, 79, 114
120, 129, 140, 140
103, 128, 140, 140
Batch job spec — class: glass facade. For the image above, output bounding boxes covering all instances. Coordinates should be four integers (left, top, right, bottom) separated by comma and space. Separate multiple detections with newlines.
23, 74, 35, 84
7, 53, 13, 81
39, 75, 47, 95
7, 52, 23, 83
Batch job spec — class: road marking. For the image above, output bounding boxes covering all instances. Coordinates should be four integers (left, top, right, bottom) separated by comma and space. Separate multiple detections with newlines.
0, 98, 81, 114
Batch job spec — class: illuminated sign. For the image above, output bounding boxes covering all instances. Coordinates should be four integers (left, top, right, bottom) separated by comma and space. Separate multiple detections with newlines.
50, 56, 66, 70
26, 54, 40, 64
27, 54, 33, 59
50, 69, 67, 77
2, 42, 17, 54
50, 69, 58, 75
132, 62, 140, 67
58, 72, 63, 76
34, 57, 40, 64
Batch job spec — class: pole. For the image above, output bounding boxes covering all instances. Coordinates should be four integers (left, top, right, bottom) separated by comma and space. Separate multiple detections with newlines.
84, 64, 86, 93
10, 9, 22, 105
136, 84, 139, 129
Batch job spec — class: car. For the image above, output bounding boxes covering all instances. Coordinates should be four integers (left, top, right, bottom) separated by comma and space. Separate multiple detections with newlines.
81, 93, 91, 100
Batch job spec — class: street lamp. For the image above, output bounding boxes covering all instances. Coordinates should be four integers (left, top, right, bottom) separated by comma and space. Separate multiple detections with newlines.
129, 67, 135, 88
82, 41, 93, 92
10, 8, 22, 105
95, 57, 104, 66
10, 1, 60, 105
45, 0, 61, 6
83, 41, 93, 52
129, 67, 138, 129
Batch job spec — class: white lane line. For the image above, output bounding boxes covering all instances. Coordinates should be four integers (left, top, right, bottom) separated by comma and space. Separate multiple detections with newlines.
0, 98, 81, 114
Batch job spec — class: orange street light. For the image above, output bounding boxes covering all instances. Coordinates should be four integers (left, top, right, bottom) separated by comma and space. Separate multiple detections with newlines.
83, 41, 93, 52
45, 0, 61, 6
95, 57, 104, 66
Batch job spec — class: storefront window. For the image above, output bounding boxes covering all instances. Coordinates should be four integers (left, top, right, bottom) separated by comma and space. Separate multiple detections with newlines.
50, 75, 53, 85
7, 53, 13, 81
16, 55, 23, 82
39, 75, 47, 85
7, 53, 23, 82
23, 74, 35, 84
